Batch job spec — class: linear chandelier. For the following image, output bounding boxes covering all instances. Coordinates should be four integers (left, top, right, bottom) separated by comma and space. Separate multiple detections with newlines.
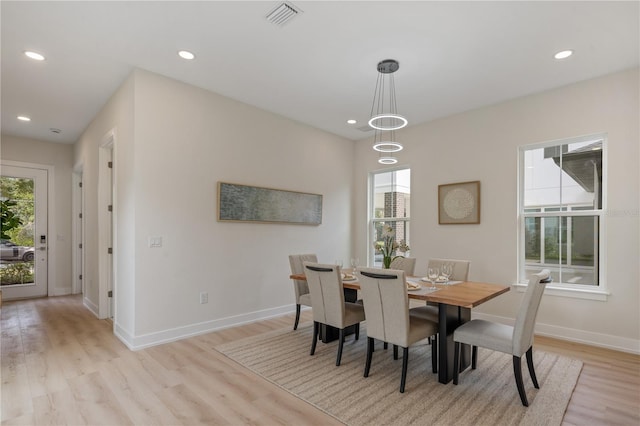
369, 59, 407, 164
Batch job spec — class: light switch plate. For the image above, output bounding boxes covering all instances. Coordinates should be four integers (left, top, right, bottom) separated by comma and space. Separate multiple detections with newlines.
149, 236, 162, 248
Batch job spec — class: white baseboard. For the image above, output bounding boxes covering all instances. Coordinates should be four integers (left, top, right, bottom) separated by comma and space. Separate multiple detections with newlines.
83, 296, 100, 318
116, 303, 298, 351
472, 312, 640, 355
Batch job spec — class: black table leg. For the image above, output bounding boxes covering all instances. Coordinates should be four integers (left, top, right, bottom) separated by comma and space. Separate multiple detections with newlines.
437, 304, 471, 384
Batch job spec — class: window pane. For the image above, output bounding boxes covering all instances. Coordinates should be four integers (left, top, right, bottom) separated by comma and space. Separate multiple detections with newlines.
1, 176, 36, 286
372, 220, 410, 268
523, 139, 602, 210
523, 147, 561, 207
561, 140, 603, 209
523, 214, 599, 285
524, 217, 540, 263
373, 169, 411, 219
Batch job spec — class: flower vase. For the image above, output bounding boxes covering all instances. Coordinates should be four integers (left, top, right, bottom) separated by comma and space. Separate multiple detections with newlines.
383, 256, 392, 269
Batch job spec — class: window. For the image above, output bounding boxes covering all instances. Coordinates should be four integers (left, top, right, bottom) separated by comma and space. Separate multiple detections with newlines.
519, 135, 605, 292
369, 168, 410, 267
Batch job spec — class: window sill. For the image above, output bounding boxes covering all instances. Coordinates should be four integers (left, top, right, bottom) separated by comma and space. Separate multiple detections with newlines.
513, 282, 609, 301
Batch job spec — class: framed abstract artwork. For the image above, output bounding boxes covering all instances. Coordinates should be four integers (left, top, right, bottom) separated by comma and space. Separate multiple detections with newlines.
438, 181, 480, 224
217, 182, 322, 225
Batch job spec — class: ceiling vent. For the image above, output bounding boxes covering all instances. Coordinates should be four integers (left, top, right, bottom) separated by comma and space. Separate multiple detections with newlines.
266, 2, 302, 26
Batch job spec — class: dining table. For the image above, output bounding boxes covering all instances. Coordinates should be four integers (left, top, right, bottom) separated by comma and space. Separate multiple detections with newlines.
289, 271, 509, 384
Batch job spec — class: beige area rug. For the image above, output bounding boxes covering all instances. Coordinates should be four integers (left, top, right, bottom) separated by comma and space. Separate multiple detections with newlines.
216, 323, 582, 426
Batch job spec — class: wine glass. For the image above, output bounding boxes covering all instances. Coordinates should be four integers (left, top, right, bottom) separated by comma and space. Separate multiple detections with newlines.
335, 260, 343, 270
350, 258, 359, 273
441, 263, 452, 285
427, 267, 439, 290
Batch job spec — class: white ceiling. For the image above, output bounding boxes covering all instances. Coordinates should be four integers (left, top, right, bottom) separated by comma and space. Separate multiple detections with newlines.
2, 1, 638, 144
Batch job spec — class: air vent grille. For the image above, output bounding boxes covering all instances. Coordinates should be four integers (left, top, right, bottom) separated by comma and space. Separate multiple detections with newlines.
266, 2, 302, 26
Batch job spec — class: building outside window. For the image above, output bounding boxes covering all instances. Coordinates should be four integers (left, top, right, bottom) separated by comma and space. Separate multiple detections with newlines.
519, 135, 604, 287
369, 168, 410, 267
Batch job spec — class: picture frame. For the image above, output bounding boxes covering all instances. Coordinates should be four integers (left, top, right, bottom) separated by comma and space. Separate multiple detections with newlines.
217, 182, 322, 225
438, 180, 480, 224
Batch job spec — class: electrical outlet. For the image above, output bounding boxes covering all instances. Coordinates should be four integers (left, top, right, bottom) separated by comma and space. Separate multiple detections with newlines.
199, 292, 208, 304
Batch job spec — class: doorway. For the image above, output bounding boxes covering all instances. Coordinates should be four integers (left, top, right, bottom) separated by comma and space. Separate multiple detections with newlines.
1, 163, 49, 299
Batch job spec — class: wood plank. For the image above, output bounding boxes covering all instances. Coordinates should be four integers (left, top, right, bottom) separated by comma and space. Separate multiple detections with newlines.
1, 294, 638, 426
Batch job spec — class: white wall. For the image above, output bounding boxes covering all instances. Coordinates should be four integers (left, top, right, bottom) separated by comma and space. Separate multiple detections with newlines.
77, 69, 354, 348
74, 73, 135, 329
0, 135, 74, 296
354, 68, 640, 353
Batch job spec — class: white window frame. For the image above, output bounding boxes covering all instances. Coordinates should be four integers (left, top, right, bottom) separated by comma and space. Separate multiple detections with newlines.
368, 166, 410, 267
517, 134, 609, 301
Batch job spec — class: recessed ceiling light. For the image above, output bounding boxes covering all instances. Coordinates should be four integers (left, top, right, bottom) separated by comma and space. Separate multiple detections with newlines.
178, 50, 195, 60
24, 51, 45, 61
347, 119, 357, 124
554, 50, 573, 60
17, 115, 31, 122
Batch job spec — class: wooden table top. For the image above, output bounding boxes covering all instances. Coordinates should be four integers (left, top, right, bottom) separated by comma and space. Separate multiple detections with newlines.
289, 273, 510, 309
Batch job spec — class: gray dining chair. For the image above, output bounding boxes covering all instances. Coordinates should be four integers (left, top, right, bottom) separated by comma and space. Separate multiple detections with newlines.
452, 269, 551, 406
410, 258, 471, 324
303, 261, 365, 366
389, 257, 416, 276
357, 267, 438, 393
428, 258, 470, 282
289, 254, 317, 330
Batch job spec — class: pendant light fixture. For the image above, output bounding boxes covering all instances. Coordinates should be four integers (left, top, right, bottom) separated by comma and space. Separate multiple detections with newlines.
369, 59, 407, 164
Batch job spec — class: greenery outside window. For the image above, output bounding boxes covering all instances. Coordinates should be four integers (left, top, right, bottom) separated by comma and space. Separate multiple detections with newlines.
518, 134, 606, 298
369, 167, 410, 268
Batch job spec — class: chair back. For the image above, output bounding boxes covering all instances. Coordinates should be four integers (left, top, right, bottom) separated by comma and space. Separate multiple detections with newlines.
512, 269, 551, 356
289, 254, 317, 301
303, 261, 345, 328
357, 267, 410, 347
389, 257, 416, 276
428, 258, 470, 281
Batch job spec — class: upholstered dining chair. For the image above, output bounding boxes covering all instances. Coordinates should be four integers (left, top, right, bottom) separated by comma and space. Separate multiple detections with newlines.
389, 257, 417, 276
428, 258, 470, 282
289, 254, 317, 330
303, 261, 366, 366
410, 258, 471, 325
452, 269, 551, 406
357, 267, 438, 393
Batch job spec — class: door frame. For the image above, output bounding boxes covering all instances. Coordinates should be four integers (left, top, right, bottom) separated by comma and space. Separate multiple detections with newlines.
98, 129, 116, 320
72, 166, 84, 295
1, 160, 55, 297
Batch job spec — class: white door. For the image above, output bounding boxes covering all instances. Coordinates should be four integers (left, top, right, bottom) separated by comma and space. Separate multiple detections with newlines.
1, 164, 48, 299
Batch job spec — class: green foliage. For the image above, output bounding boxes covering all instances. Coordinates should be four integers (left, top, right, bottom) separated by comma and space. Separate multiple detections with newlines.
1, 176, 34, 245
1, 199, 23, 240
0, 263, 34, 285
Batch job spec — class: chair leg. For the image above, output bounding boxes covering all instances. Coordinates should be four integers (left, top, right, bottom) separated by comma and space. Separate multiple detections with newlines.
364, 337, 374, 377
393, 344, 399, 360
310, 321, 319, 355
384, 342, 388, 350
431, 335, 438, 374
400, 347, 409, 393
355, 323, 360, 341
526, 347, 539, 389
293, 304, 301, 330
472, 345, 478, 369
336, 329, 345, 366
428, 336, 432, 345
513, 355, 529, 407
453, 342, 460, 385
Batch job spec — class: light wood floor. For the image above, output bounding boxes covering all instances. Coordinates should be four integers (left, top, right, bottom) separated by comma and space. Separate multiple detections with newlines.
1, 295, 639, 425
